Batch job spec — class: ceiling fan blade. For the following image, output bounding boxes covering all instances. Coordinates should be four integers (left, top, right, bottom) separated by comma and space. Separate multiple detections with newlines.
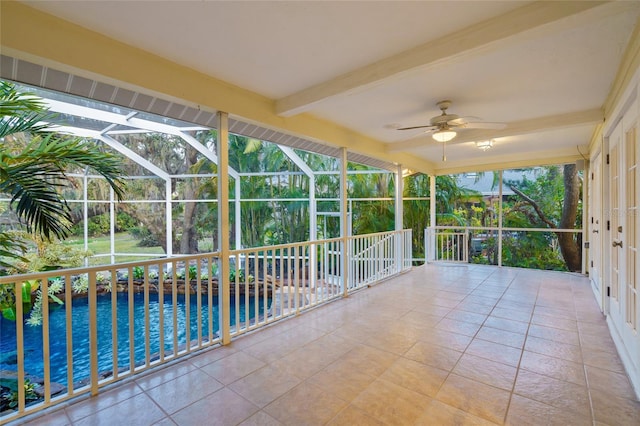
447, 116, 481, 126
463, 121, 507, 130
396, 125, 438, 131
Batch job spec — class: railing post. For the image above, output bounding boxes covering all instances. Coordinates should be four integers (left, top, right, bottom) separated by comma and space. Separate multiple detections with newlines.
217, 111, 231, 344
340, 147, 349, 297
88, 272, 99, 395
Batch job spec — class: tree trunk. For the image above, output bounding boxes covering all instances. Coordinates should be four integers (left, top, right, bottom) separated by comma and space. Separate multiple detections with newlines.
178, 145, 200, 254
557, 164, 582, 271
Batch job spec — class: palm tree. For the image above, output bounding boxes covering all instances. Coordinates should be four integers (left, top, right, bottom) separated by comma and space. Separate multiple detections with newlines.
0, 81, 126, 268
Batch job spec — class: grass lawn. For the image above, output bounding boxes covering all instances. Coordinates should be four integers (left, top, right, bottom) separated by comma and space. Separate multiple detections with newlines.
63, 233, 165, 265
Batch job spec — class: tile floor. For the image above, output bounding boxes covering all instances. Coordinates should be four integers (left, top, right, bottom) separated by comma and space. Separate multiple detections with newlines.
14, 264, 640, 425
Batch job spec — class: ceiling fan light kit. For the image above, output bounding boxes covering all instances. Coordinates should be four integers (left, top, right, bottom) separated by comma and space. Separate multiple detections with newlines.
433, 129, 457, 142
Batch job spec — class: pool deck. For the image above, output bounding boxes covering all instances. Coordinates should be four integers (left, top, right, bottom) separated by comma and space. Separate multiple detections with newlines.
13, 263, 640, 425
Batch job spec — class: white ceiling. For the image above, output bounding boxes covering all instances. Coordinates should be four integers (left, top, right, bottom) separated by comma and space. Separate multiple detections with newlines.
20, 1, 640, 171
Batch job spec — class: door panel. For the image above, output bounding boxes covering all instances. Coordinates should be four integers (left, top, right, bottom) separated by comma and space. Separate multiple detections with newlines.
590, 152, 603, 308
607, 105, 639, 377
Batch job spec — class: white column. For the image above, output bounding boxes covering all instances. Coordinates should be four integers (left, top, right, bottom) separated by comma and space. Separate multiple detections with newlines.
428, 175, 437, 262
83, 170, 89, 266
498, 170, 503, 267
235, 181, 241, 250
216, 112, 231, 345
165, 180, 172, 257
395, 164, 404, 271
340, 148, 349, 297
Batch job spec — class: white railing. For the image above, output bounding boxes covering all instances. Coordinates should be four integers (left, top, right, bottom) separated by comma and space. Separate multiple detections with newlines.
0, 230, 412, 423
425, 226, 584, 271
348, 230, 413, 290
425, 227, 469, 263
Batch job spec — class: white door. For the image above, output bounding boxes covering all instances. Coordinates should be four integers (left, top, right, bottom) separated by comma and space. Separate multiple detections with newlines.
607, 104, 639, 376
589, 152, 603, 309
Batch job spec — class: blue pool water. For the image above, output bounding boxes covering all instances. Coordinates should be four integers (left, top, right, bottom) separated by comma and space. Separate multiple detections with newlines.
0, 293, 268, 386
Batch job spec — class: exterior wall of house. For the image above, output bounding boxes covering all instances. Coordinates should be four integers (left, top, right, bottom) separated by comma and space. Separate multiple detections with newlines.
588, 33, 640, 396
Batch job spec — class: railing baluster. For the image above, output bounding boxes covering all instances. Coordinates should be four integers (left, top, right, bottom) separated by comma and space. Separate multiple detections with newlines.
41, 278, 51, 404
89, 272, 99, 394
234, 253, 240, 335
158, 263, 165, 361
185, 260, 191, 353
110, 269, 119, 380
171, 261, 178, 357
15, 280, 25, 413
196, 257, 202, 348
128, 267, 135, 372
65, 274, 75, 394
144, 265, 150, 367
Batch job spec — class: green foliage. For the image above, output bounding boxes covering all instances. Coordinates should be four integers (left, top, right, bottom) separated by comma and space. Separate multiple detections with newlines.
0, 81, 126, 271
0, 378, 39, 408
71, 211, 136, 237
129, 226, 161, 247
132, 266, 145, 280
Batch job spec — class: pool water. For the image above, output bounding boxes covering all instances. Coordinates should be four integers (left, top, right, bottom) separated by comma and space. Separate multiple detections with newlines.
0, 292, 268, 386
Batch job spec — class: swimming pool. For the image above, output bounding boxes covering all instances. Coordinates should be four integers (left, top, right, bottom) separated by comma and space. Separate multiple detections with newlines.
0, 292, 268, 386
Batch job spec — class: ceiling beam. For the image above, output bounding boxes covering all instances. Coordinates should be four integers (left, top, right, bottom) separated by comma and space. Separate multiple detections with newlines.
385, 108, 603, 153
275, 1, 607, 117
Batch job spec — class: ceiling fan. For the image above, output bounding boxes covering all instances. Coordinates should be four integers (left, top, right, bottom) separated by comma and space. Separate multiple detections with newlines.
397, 100, 506, 143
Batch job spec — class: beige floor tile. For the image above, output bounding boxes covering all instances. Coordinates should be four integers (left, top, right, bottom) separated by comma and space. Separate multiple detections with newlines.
404, 340, 463, 371
531, 313, 578, 332
65, 381, 144, 422
453, 353, 517, 391
170, 388, 258, 425
436, 317, 483, 337
333, 344, 399, 377
263, 382, 348, 425
505, 394, 552, 426
582, 347, 628, 373
534, 305, 578, 321
464, 294, 501, 307
351, 378, 432, 426
401, 308, 446, 325
585, 365, 637, 399
135, 361, 198, 390
446, 309, 488, 325
484, 316, 529, 335
326, 405, 385, 426
241, 326, 326, 364
514, 369, 590, 414
145, 369, 223, 414
465, 338, 522, 367
380, 357, 449, 397
491, 306, 532, 323
456, 300, 496, 315
590, 389, 640, 426
417, 328, 473, 352
199, 350, 266, 385
271, 333, 355, 380
435, 373, 511, 424
524, 335, 582, 364
73, 393, 165, 426
152, 417, 177, 426
238, 411, 282, 426
519, 350, 586, 386
307, 360, 377, 402
20, 408, 71, 426
228, 364, 301, 408
527, 323, 580, 346
188, 345, 237, 368
418, 399, 497, 426
476, 325, 526, 349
